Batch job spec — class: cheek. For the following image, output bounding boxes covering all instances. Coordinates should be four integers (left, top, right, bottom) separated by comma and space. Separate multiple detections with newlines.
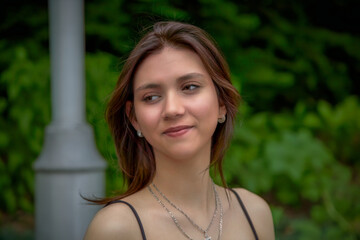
135, 106, 161, 131
188, 92, 220, 120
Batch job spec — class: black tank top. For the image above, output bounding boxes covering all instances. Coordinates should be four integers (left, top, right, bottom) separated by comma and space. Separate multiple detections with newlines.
105, 189, 259, 240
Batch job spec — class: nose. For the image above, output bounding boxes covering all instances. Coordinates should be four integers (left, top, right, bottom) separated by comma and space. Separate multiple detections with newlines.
162, 91, 185, 120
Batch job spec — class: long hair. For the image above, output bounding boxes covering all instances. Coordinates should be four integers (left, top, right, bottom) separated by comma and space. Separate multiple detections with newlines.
97, 21, 240, 203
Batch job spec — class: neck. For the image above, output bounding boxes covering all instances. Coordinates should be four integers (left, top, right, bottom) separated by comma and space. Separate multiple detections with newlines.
151, 146, 215, 213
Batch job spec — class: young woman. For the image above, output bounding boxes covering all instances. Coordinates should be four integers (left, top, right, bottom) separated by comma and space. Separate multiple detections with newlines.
84, 21, 274, 240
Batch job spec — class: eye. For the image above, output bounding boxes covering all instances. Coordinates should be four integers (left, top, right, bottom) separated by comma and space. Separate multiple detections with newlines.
183, 84, 199, 91
142, 95, 160, 103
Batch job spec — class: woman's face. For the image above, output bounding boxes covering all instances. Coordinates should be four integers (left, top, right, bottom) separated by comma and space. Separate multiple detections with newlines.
128, 47, 226, 161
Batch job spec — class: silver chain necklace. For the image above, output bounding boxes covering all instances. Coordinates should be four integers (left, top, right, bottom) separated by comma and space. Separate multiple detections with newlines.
148, 182, 223, 240
152, 182, 218, 238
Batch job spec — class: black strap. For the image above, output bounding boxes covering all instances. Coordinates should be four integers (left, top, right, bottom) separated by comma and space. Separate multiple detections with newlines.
229, 189, 259, 240
105, 200, 147, 240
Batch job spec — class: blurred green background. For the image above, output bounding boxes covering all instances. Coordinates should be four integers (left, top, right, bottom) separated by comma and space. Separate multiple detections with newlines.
1, 0, 359, 239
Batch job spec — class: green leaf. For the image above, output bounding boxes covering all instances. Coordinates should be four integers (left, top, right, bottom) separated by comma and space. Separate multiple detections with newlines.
3, 188, 16, 213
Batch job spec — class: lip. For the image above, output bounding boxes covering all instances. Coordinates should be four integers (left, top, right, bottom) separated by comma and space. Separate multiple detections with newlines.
163, 125, 193, 137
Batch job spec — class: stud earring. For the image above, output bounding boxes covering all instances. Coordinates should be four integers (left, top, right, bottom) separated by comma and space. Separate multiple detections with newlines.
218, 115, 226, 123
137, 130, 143, 137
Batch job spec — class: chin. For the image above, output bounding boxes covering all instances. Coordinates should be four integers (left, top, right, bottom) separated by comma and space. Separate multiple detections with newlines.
164, 144, 209, 161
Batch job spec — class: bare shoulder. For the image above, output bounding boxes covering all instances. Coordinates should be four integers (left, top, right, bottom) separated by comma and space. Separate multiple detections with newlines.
83, 202, 141, 240
232, 188, 275, 240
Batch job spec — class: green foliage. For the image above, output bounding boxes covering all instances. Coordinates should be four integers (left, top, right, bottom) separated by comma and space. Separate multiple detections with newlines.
85, 52, 125, 194
225, 97, 360, 238
0, 44, 50, 214
1, 0, 359, 239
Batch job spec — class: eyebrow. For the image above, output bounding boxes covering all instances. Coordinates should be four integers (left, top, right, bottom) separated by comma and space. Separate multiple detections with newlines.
177, 72, 204, 82
135, 72, 205, 92
135, 83, 161, 92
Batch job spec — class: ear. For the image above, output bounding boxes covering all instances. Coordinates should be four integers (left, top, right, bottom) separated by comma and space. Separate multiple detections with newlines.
218, 104, 227, 118
217, 94, 227, 117
126, 101, 139, 131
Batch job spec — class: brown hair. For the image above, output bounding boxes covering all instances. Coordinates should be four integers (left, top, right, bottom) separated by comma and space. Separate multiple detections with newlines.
99, 21, 240, 203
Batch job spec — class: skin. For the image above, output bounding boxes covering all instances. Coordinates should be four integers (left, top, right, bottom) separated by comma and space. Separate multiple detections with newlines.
84, 47, 275, 240
131, 47, 225, 164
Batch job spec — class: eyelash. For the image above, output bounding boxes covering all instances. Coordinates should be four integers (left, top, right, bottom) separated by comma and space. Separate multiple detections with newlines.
142, 95, 160, 102
141, 84, 200, 103
183, 84, 199, 91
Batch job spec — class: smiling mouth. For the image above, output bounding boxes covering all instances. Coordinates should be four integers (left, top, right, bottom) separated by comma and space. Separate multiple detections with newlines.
163, 125, 193, 137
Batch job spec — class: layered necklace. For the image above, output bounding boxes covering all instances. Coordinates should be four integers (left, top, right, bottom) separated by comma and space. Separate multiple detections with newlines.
148, 181, 223, 240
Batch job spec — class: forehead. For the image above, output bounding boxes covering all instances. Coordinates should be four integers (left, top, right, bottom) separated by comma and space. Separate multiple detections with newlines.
132, 47, 211, 88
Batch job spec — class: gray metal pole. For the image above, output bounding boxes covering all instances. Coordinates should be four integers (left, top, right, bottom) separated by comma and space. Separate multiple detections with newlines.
34, 0, 106, 239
